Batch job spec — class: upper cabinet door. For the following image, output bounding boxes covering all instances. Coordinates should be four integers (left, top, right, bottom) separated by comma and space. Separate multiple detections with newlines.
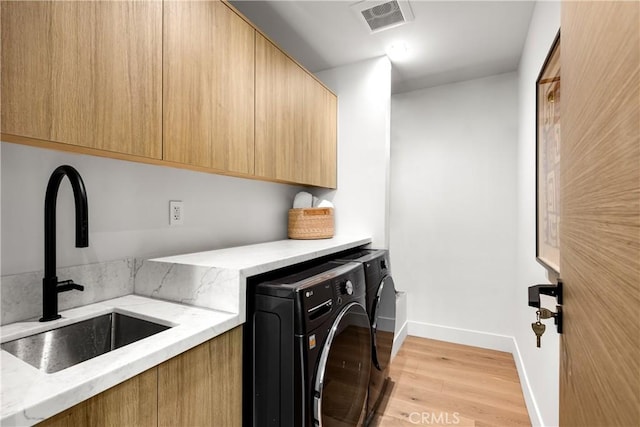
163, 1, 255, 174
254, 34, 302, 184
1, 1, 162, 159
302, 74, 337, 188
255, 34, 337, 188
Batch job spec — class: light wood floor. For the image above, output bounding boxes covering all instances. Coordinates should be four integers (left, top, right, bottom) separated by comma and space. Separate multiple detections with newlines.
371, 336, 531, 427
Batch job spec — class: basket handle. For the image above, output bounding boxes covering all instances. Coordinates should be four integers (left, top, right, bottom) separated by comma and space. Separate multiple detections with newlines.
304, 208, 331, 216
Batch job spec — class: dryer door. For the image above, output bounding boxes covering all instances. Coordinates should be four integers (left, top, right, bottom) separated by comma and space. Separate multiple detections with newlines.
313, 302, 371, 427
371, 275, 396, 371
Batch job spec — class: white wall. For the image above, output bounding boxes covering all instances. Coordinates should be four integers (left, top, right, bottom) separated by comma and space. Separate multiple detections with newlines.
389, 72, 519, 343
514, 2, 561, 426
1, 142, 302, 276
315, 57, 392, 248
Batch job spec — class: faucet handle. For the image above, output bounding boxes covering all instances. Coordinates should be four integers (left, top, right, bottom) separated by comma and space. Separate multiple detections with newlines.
57, 279, 84, 293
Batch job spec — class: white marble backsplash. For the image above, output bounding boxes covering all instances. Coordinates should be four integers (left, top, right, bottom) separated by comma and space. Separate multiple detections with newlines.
1, 258, 135, 325
134, 259, 240, 314
1, 237, 372, 326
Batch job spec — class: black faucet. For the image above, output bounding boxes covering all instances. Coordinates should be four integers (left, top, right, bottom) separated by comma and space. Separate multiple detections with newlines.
40, 165, 89, 322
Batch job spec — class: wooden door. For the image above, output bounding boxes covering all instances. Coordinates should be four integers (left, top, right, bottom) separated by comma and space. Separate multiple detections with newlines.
560, 2, 639, 426
163, 1, 255, 174
1, 1, 162, 159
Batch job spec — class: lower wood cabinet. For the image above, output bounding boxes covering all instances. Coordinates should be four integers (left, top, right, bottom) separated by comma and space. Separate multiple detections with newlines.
37, 368, 158, 427
37, 326, 242, 427
158, 326, 243, 426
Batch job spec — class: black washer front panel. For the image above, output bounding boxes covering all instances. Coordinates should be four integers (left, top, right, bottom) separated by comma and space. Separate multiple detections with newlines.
313, 302, 371, 427
330, 249, 397, 425
253, 262, 370, 427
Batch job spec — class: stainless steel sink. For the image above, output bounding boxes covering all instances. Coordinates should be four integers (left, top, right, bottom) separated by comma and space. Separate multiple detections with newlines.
1, 313, 171, 373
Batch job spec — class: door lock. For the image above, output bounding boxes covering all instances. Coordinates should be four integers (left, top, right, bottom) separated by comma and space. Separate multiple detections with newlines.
528, 279, 563, 335
538, 305, 563, 334
528, 279, 563, 308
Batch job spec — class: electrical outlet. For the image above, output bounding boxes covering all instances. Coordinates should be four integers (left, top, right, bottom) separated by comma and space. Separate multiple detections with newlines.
169, 201, 184, 226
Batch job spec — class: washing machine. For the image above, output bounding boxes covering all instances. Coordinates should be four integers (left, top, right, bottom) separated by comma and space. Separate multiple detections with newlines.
253, 261, 372, 427
331, 249, 396, 424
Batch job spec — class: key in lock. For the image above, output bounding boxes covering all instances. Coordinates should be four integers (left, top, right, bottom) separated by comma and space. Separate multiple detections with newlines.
532, 321, 546, 348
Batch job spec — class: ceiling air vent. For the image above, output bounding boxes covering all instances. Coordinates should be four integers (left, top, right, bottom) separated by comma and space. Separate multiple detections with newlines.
351, 0, 414, 33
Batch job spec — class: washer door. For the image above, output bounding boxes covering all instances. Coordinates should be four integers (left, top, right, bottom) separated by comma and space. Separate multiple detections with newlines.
314, 302, 371, 427
371, 275, 396, 371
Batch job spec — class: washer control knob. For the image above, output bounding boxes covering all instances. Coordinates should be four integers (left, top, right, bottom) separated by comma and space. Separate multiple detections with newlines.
341, 280, 354, 296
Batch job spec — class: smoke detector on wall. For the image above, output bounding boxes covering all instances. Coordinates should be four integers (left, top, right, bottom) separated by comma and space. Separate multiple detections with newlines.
351, 0, 414, 33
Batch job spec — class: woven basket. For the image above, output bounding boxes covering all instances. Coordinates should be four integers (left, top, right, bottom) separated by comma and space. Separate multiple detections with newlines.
288, 208, 334, 239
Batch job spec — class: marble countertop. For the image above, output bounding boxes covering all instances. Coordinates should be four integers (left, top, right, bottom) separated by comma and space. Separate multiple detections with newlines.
134, 235, 372, 320
151, 235, 372, 274
1, 236, 372, 426
1, 295, 240, 426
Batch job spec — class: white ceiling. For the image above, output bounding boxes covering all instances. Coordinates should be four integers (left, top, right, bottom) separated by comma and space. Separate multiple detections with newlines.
230, 0, 536, 94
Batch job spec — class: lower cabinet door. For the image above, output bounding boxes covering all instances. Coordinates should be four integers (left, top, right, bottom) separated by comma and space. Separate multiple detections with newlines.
37, 326, 242, 427
37, 368, 158, 427
158, 326, 243, 427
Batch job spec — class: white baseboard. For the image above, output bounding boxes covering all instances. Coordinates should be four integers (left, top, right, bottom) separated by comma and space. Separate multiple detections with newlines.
407, 320, 513, 352
391, 319, 408, 361
511, 338, 544, 427
391, 291, 408, 361
406, 321, 542, 426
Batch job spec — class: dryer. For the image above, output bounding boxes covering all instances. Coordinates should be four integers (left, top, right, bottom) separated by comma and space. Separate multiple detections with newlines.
253, 262, 371, 427
331, 249, 396, 424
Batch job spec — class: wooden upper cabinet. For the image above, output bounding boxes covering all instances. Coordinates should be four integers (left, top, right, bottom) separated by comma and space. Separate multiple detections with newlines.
1, 1, 162, 159
302, 74, 337, 188
2, 1, 335, 187
255, 34, 337, 188
255, 34, 302, 184
163, 1, 255, 174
